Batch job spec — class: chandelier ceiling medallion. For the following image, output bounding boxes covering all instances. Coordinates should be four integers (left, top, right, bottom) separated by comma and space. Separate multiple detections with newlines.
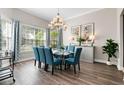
48, 8, 67, 31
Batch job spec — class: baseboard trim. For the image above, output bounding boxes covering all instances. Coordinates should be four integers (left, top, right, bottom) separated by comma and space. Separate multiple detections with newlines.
94, 59, 117, 65
94, 59, 124, 71
16, 58, 34, 63
123, 68, 124, 72
80, 59, 93, 63
94, 59, 106, 64
117, 65, 124, 71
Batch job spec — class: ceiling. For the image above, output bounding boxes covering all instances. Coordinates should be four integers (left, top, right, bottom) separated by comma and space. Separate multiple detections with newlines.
19, 8, 102, 21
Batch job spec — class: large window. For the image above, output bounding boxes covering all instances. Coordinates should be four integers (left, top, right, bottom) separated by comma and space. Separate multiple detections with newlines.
50, 30, 59, 48
20, 25, 46, 60
35, 29, 46, 46
21, 25, 46, 52
0, 19, 13, 51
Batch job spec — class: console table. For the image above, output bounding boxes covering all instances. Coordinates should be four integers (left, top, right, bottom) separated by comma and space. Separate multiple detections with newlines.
0, 55, 15, 82
76, 46, 95, 63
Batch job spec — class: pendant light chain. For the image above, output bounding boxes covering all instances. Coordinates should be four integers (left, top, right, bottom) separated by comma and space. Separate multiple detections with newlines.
58, 8, 60, 15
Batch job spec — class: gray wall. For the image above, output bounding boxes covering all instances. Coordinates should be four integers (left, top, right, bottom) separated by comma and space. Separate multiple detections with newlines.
63, 8, 118, 63
0, 8, 48, 27
0, 8, 49, 61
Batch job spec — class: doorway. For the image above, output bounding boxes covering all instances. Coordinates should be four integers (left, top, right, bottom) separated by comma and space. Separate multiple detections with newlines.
123, 15, 124, 67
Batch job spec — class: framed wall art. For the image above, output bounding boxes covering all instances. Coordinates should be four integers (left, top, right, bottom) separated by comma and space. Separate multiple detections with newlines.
70, 25, 81, 44
71, 25, 81, 36
81, 23, 94, 45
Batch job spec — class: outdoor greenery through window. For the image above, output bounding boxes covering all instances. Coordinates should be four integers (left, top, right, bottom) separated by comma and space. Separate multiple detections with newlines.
21, 25, 46, 52
50, 30, 59, 48
0, 19, 13, 51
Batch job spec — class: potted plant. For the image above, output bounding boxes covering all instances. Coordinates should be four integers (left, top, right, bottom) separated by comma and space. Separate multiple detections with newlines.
102, 39, 118, 65
77, 37, 85, 46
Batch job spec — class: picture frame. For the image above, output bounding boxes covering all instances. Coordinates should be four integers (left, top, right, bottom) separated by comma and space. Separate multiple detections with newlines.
71, 25, 81, 44
70, 23, 95, 46
81, 23, 94, 44
71, 25, 81, 36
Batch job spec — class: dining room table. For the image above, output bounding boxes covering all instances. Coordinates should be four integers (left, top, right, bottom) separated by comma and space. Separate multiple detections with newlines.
52, 49, 74, 65
44, 48, 75, 71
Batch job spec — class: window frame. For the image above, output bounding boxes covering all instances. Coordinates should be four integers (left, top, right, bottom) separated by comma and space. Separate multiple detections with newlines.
0, 17, 13, 51
20, 24, 47, 52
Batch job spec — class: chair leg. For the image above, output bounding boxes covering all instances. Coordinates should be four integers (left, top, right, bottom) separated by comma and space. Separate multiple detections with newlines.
34, 60, 36, 66
52, 65, 54, 75
38, 62, 41, 68
73, 65, 76, 74
45, 64, 49, 71
60, 64, 62, 71
58, 65, 59, 70
44, 63, 47, 71
67, 64, 71, 69
78, 63, 80, 71
64, 63, 66, 70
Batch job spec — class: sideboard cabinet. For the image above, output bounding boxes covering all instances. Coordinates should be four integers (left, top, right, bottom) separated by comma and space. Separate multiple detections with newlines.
76, 46, 95, 63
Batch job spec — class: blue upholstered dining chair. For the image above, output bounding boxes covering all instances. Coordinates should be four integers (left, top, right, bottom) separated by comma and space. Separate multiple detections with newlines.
68, 45, 75, 52
32, 47, 40, 68
65, 48, 82, 74
37, 47, 46, 70
68, 45, 75, 58
64, 46, 68, 51
44, 47, 62, 75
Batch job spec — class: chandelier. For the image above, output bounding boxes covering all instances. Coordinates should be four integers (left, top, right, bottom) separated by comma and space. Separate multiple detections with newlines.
48, 8, 67, 31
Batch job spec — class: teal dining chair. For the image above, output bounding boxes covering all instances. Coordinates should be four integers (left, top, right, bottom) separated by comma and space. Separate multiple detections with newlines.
65, 48, 82, 74
64, 46, 68, 51
44, 47, 62, 75
32, 47, 40, 68
37, 47, 46, 70
68, 45, 75, 58
68, 45, 75, 52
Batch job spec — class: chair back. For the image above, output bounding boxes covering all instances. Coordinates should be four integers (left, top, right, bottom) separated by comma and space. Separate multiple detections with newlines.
64, 46, 68, 51
74, 48, 82, 64
44, 47, 53, 65
32, 47, 40, 61
68, 45, 75, 52
37, 47, 46, 63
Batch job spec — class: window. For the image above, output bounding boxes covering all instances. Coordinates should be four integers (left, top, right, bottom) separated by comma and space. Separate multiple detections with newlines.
21, 25, 35, 52
35, 28, 46, 46
21, 25, 46, 52
19, 25, 46, 60
0, 19, 13, 51
50, 29, 59, 48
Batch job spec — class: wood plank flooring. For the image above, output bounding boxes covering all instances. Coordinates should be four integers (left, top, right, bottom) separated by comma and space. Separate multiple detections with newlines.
0, 60, 124, 85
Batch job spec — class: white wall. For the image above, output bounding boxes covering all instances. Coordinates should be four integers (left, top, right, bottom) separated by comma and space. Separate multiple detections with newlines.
63, 8, 118, 63
117, 8, 123, 70
0, 8, 48, 28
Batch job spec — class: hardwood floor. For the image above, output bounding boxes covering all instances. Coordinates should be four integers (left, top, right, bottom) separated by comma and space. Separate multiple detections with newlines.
0, 60, 124, 85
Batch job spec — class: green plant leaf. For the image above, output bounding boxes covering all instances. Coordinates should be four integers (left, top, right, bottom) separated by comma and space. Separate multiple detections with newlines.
102, 38, 118, 61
